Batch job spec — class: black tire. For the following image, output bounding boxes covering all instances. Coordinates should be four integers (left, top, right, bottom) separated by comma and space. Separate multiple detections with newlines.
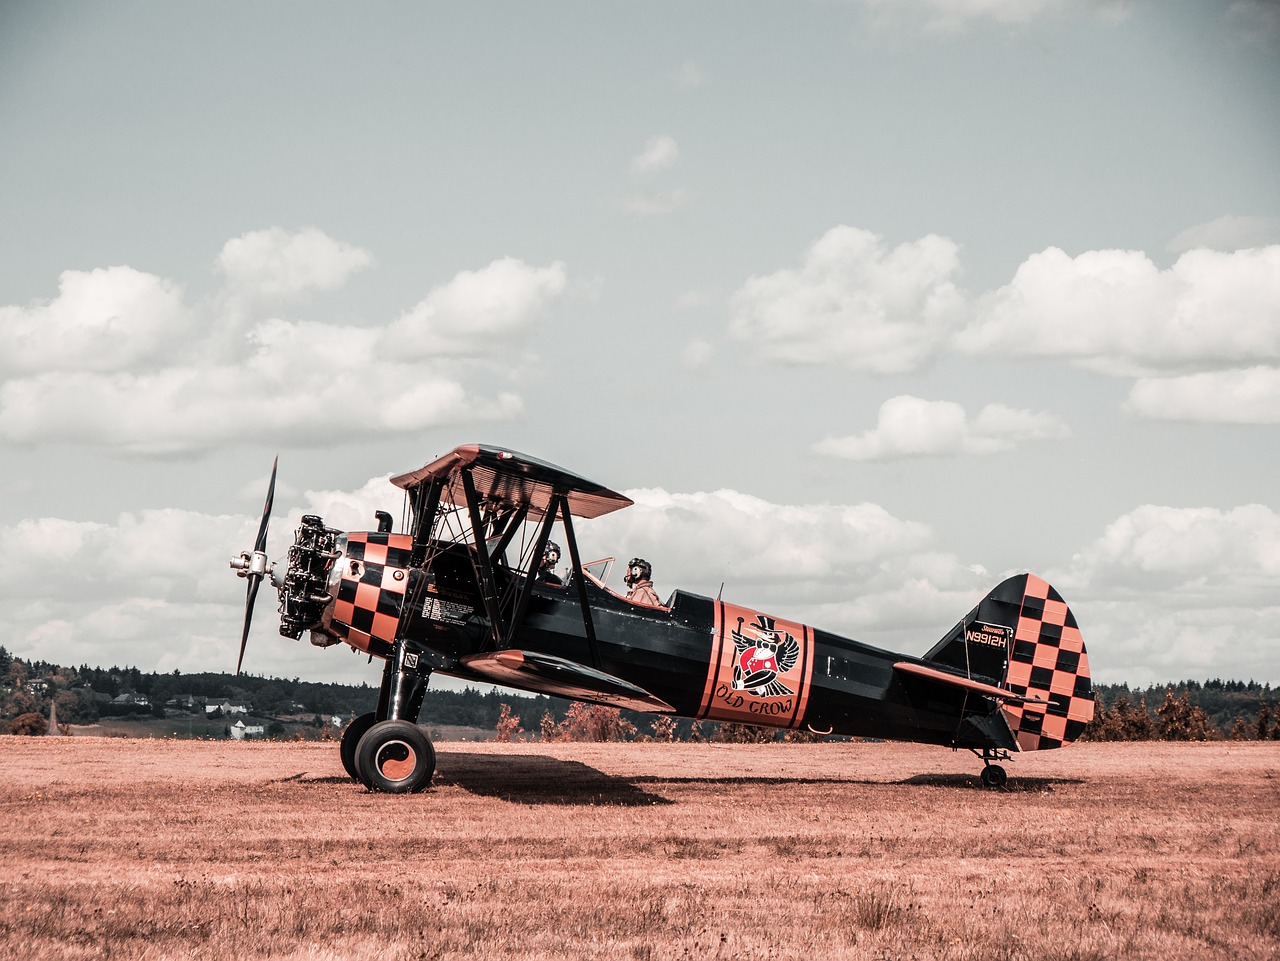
355, 720, 436, 794
981, 764, 1008, 789
340, 712, 378, 781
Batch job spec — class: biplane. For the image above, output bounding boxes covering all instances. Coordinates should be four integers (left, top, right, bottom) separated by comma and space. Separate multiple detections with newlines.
231, 444, 1094, 793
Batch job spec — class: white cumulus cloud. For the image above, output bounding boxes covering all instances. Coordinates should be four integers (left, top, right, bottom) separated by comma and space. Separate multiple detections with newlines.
387, 257, 568, 357
814, 395, 1070, 461
956, 245, 1280, 376
1, 266, 193, 374
1169, 215, 1280, 254
729, 226, 966, 374
1055, 503, 1280, 684
0, 237, 559, 455
630, 134, 680, 173
216, 227, 374, 300
1125, 366, 1280, 423
1066, 504, 1280, 593
0, 324, 518, 455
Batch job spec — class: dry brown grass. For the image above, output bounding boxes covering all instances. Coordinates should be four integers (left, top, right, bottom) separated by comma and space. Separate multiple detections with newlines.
1, 737, 1277, 960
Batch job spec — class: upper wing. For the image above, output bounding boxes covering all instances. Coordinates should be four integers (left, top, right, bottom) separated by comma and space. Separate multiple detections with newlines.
390, 444, 633, 520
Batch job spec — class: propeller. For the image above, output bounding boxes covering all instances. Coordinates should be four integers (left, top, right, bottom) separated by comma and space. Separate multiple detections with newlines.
229, 456, 278, 675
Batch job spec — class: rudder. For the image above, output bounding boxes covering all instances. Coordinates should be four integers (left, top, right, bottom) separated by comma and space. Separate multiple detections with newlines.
925, 573, 1095, 751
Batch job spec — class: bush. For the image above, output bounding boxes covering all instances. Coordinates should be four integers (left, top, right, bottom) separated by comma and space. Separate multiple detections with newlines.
1156, 689, 1216, 741
544, 702, 635, 742
8, 712, 48, 736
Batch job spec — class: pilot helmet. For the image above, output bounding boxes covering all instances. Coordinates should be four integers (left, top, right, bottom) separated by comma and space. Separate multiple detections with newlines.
543, 541, 561, 565
625, 557, 652, 586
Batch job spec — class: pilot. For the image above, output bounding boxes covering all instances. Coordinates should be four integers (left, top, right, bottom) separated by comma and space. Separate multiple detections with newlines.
624, 557, 660, 607
537, 542, 563, 586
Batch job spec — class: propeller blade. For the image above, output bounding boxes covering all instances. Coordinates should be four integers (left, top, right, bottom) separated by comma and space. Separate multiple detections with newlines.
254, 456, 278, 554
237, 575, 260, 676
238, 456, 277, 676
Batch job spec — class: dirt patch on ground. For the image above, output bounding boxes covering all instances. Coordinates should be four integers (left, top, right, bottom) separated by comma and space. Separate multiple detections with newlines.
1, 737, 1276, 960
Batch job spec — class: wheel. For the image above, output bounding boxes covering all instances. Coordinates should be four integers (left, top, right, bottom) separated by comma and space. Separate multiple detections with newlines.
340, 712, 377, 781
980, 764, 1007, 789
355, 720, 436, 794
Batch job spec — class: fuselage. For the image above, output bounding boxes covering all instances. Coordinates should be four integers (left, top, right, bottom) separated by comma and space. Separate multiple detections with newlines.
306, 532, 1000, 749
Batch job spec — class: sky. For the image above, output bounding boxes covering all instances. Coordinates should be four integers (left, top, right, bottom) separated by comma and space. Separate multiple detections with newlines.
1, 0, 1278, 692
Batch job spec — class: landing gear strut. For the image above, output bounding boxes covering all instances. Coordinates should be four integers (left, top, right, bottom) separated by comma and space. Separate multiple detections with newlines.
343, 641, 438, 793
971, 747, 1011, 789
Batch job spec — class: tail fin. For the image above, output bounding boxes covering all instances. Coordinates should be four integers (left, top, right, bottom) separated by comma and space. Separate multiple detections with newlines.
925, 573, 1095, 751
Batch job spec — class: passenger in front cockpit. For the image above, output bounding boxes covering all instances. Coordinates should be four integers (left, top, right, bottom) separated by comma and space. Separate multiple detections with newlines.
537, 542, 564, 586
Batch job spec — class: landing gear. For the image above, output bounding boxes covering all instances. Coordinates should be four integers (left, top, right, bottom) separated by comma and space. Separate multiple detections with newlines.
970, 747, 1012, 789
341, 639, 437, 793
355, 720, 436, 794
340, 712, 377, 780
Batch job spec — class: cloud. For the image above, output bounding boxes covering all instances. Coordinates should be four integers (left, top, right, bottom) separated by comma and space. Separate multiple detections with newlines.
680, 337, 714, 369
1169, 215, 1280, 254
0, 237, 561, 454
729, 226, 966, 374
617, 189, 694, 217
814, 395, 1070, 461
1, 266, 194, 374
1071, 504, 1280, 588
630, 134, 680, 173
956, 245, 1280, 376
580, 486, 940, 604
1125, 366, 1280, 424
672, 60, 705, 89
856, 0, 1133, 32
0, 328, 520, 455
0, 480, 423, 680
216, 227, 374, 300
386, 257, 568, 357
1056, 503, 1280, 684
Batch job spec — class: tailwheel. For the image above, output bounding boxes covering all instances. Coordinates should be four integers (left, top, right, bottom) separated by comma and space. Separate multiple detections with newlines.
340, 712, 377, 781
970, 747, 1012, 789
355, 720, 436, 794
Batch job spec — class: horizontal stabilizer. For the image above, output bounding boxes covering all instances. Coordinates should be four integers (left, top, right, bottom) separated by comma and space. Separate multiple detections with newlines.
893, 661, 1050, 706
460, 650, 675, 713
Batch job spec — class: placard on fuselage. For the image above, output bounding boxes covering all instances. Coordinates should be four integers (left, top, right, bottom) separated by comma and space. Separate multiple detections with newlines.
698, 601, 816, 728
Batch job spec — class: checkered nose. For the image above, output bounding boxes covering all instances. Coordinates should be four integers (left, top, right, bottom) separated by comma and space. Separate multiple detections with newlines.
326, 531, 415, 656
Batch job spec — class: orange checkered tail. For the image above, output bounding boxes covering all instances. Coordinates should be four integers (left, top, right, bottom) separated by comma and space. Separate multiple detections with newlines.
922, 574, 1095, 751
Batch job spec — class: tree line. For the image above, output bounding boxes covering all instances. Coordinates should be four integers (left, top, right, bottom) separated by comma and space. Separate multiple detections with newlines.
3, 646, 1277, 742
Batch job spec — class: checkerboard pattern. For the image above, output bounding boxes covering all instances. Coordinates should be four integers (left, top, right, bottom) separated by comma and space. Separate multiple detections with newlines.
1001, 574, 1095, 751
329, 532, 414, 654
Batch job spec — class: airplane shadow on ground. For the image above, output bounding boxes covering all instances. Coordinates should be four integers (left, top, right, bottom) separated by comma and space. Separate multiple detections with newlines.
434, 753, 673, 806
427, 752, 1084, 804
901, 773, 1085, 791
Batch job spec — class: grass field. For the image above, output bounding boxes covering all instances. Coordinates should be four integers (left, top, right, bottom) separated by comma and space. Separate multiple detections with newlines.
1, 737, 1276, 960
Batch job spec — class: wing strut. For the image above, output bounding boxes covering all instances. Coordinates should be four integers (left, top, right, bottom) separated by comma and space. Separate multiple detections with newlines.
559, 496, 601, 670
460, 467, 506, 649
409, 476, 445, 567
506, 495, 561, 647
